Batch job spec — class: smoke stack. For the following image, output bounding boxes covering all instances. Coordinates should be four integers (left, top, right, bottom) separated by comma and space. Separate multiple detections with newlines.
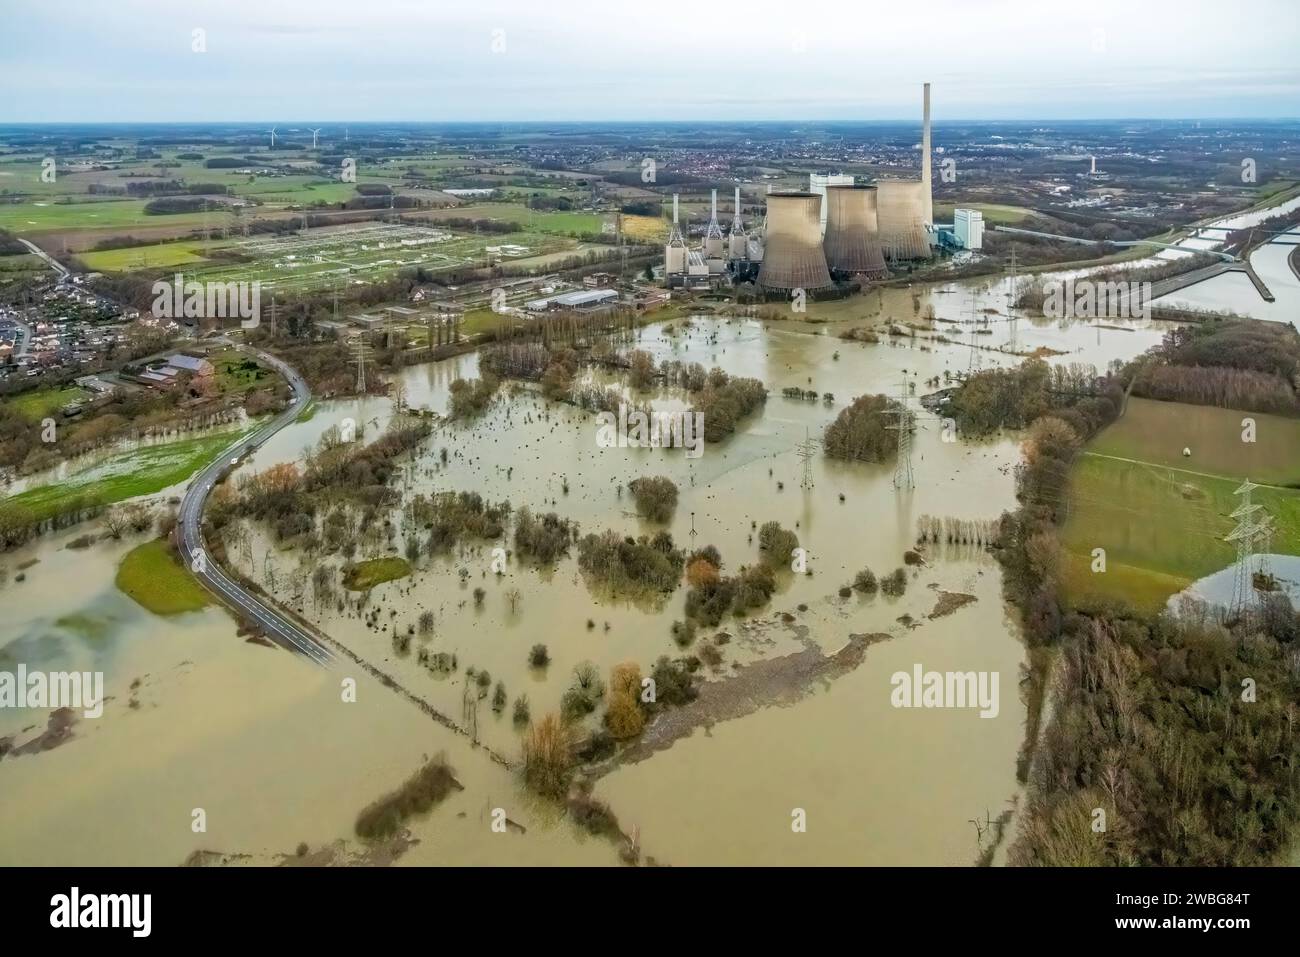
921, 82, 933, 225
729, 186, 748, 258
823, 185, 887, 279
756, 191, 833, 292
711, 189, 717, 221
673, 193, 680, 224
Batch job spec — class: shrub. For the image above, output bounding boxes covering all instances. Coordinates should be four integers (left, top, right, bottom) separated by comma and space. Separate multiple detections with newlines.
492, 681, 507, 712
853, 568, 878, 593
354, 754, 458, 839
881, 567, 908, 597
610, 662, 642, 700
628, 476, 679, 523
512, 695, 531, 726
650, 656, 697, 707
822, 394, 900, 462
528, 643, 550, 667
521, 714, 574, 797
604, 690, 645, 739
757, 522, 799, 567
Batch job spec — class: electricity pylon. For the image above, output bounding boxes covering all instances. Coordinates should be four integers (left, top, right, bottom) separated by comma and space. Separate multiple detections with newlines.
1226, 479, 1264, 615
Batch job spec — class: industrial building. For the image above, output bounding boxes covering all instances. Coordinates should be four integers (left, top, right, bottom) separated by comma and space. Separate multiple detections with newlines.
810, 173, 855, 236
755, 191, 833, 292
524, 288, 619, 312
953, 208, 984, 250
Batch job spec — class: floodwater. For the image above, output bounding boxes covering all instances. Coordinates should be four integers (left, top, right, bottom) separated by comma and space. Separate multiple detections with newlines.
0, 523, 615, 866
11, 192, 1291, 864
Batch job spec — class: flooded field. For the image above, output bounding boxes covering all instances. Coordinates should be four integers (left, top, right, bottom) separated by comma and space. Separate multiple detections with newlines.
0, 264, 1226, 865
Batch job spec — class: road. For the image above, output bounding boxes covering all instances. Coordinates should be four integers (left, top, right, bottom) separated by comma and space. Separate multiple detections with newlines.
177, 347, 333, 666
17, 238, 70, 279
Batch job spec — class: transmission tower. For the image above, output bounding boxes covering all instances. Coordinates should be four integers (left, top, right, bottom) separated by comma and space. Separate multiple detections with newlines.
883, 382, 917, 490
1007, 245, 1019, 355
1225, 479, 1264, 615
966, 292, 982, 373
352, 336, 372, 394
796, 426, 820, 490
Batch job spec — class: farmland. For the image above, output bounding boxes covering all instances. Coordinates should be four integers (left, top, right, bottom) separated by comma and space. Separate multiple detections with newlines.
1060, 398, 1300, 612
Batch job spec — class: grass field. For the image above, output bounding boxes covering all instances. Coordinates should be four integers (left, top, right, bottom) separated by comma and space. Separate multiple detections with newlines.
0, 426, 254, 527
7, 386, 89, 420
934, 202, 1034, 226
0, 199, 228, 234
1061, 398, 1300, 612
1087, 397, 1300, 487
343, 557, 412, 590
116, 538, 211, 615
78, 242, 214, 272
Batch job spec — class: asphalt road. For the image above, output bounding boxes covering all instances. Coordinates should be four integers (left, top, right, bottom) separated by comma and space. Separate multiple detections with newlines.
176, 347, 333, 666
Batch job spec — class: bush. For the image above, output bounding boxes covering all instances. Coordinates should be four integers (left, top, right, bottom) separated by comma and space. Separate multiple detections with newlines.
881, 567, 908, 597
822, 394, 900, 462
605, 690, 645, 739
492, 681, 507, 712
521, 714, 574, 797
561, 687, 595, 723
628, 476, 679, 523
354, 754, 458, 839
512, 695, 531, 726
853, 568, 878, 593
757, 521, 799, 567
528, 643, 550, 667
650, 656, 697, 707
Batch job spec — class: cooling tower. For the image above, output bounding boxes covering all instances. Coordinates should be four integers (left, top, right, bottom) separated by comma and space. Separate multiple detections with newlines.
876, 180, 931, 261
756, 191, 832, 291
823, 185, 888, 279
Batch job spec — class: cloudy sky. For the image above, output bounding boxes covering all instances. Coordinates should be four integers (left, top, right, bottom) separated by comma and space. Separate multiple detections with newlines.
2, 0, 1298, 122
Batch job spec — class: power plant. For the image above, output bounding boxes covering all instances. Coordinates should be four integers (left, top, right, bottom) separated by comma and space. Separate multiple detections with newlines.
663, 82, 935, 290
755, 191, 833, 292
876, 179, 932, 261
822, 184, 888, 279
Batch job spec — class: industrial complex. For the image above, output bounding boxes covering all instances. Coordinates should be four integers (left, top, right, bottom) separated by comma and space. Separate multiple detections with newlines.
664, 82, 942, 293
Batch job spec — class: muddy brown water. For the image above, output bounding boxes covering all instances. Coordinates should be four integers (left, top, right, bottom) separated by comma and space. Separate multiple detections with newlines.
1, 268, 1195, 865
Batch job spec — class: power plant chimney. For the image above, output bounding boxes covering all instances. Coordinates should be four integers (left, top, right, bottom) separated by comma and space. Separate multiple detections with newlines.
756, 191, 832, 292
921, 81, 933, 226
704, 187, 725, 259
729, 185, 748, 259
664, 192, 687, 276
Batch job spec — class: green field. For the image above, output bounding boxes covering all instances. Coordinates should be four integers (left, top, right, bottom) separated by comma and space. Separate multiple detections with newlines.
7, 386, 89, 420
78, 241, 214, 272
1061, 399, 1300, 612
0, 426, 254, 527
342, 556, 412, 590
116, 538, 211, 615
934, 202, 1034, 226
0, 198, 228, 234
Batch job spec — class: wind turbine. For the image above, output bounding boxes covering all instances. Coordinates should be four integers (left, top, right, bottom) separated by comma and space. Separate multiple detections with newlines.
267, 127, 277, 149
309, 128, 322, 149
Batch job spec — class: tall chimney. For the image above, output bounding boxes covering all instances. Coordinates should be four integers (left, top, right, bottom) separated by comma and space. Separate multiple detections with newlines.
921, 82, 933, 225
673, 193, 680, 224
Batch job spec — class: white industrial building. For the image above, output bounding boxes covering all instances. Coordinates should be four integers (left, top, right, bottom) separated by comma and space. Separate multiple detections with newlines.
809, 173, 855, 236
954, 208, 984, 250
525, 288, 619, 313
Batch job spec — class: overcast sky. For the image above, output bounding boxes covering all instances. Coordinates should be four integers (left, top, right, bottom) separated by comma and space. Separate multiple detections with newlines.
2, 0, 1298, 122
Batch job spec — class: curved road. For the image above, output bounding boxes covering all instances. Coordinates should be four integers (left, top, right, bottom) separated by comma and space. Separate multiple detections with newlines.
177, 347, 333, 666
